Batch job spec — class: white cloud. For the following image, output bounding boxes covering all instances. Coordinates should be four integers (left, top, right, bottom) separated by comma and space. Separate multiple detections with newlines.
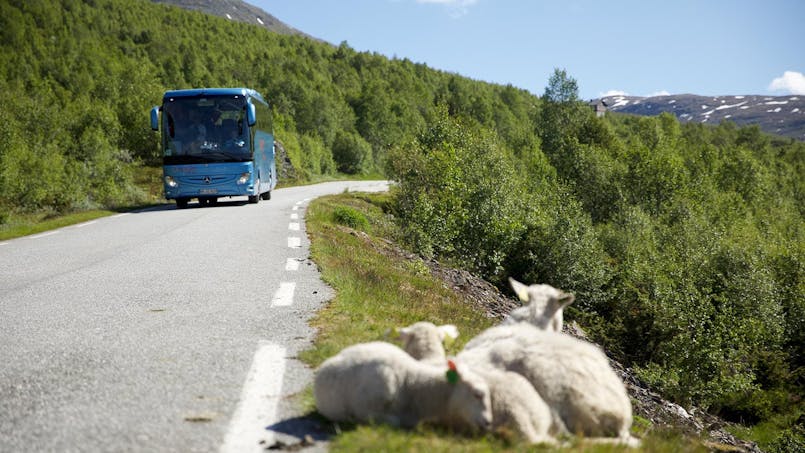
768, 71, 805, 95
600, 89, 629, 97
647, 90, 670, 97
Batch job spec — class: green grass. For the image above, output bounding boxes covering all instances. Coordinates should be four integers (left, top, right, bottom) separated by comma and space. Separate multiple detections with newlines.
301, 192, 717, 452
301, 192, 494, 366
0, 210, 122, 241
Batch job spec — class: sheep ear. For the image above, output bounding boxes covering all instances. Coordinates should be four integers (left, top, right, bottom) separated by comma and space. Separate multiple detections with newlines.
445, 359, 460, 384
509, 277, 530, 303
438, 324, 459, 345
559, 292, 575, 307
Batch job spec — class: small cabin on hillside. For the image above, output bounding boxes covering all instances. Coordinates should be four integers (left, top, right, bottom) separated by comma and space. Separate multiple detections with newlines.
589, 99, 608, 117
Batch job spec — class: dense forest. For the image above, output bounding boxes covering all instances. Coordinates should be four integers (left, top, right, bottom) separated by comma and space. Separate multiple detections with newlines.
0, 0, 802, 448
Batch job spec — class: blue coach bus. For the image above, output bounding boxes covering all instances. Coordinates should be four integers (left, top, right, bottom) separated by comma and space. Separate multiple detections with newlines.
151, 88, 276, 208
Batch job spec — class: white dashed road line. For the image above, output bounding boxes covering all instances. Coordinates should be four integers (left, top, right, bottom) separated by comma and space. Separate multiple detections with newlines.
271, 282, 296, 307
220, 342, 286, 453
285, 258, 301, 271
221, 197, 309, 451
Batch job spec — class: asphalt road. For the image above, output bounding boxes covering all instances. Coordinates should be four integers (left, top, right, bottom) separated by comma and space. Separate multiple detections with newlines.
0, 181, 389, 453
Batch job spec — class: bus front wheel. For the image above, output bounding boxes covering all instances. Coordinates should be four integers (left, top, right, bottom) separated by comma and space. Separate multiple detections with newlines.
248, 181, 261, 204
176, 198, 189, 209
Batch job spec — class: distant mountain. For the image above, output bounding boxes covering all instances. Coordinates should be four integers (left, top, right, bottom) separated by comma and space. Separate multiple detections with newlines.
598, 94, 805, 141
151, 0, 317, 40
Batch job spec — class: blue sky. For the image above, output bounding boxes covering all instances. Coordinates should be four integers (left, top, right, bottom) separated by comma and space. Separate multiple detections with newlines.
247, 0, 805, 99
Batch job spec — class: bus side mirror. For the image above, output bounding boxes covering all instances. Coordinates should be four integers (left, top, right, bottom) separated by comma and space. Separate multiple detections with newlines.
150, 106, 160, 131
247, 103, 256, 127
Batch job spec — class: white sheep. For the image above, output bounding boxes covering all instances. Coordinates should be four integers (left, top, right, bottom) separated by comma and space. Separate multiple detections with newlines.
396, 321, 459, 364
314, 341, 492, 433
459, 322, 639, 446
397, 321, 564, 444
502, 278, 575, 332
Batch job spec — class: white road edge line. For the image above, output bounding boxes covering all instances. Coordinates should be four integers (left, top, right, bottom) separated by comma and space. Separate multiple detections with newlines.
29, 231, 59, 239
74, 220, 98, 228
271, 282, 296, 307
287, 237, 301, 248
220, 342, 286, 453
290, 213, 299, 220
285, 258, 300, 271
288, 223, 300, 231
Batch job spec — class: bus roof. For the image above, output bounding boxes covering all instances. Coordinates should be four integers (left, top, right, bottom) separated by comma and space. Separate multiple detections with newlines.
162, 88, 264, 102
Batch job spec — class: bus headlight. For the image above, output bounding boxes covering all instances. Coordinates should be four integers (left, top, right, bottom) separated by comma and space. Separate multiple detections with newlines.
164, 176, 178, 188
237, 172, 251, 185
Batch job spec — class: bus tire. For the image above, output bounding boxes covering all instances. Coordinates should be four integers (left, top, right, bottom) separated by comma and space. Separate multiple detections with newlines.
248, 181, 260, 204
176, 198, 189, 209
261, 190, 271, 201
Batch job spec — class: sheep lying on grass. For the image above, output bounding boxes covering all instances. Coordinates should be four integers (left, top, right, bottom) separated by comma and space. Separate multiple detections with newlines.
314, 341, 492, 433
460, 322, 639, 446
398, 321, 565, 444
502, 278, 575, 332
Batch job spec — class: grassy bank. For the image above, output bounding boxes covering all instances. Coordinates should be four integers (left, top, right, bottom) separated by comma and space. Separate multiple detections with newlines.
0, 166, 165, 242
301, 192, 710, 452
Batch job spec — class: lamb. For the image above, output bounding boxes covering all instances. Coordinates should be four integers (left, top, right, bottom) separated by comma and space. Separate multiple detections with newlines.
396, 321, 459, 364
459, 322, 639, 446
502, 278, 575, 332
397, 321, 564, 444
313, 341, 492, 433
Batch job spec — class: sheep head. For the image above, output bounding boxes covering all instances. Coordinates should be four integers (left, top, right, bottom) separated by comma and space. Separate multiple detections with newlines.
509, 278, 575, 331
444, 359, 493, 432
397, 322, 459, 361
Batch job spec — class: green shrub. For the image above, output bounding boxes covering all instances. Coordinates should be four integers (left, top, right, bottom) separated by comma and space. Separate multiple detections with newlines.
332, 130, 372, 175
766, 426, 805, 453
332, 206, 369, 231
387, 108, 529, 279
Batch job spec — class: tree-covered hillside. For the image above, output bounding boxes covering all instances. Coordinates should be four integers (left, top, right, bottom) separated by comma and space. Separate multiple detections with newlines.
0, 0, 802, 446
0, 0, 538, 215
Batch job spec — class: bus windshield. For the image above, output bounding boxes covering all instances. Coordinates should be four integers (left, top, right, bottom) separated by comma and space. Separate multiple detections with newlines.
162, 95, 251, 164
